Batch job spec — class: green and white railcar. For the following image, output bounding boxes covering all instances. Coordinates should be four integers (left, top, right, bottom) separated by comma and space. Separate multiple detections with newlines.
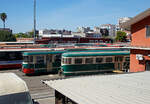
22, 51, 65, 74
61, 51, 130, 76
22, 48, 128, 75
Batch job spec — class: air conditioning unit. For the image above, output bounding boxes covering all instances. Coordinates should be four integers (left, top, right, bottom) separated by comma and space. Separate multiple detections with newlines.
136, 54, 143, 60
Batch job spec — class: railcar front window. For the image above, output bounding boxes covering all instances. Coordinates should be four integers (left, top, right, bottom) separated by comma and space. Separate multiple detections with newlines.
30, 56, 33, 62
64, 58, 67, 64
96, 58, 103, 63
85, 58, 93, 64
106, 57, 113, 63
75, 58, 82, 64
62, 58, 65, 64
23, 56, 29, 63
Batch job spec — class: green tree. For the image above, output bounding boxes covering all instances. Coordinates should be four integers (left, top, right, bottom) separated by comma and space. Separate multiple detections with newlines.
14, 32, 33, 38
0, 30, 16, 42
0, 13, 7, 29
28, 31, 34, 38
115, 31, 127, 42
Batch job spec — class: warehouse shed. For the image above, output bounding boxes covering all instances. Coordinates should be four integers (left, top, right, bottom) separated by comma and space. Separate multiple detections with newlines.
44, 72, 150, 104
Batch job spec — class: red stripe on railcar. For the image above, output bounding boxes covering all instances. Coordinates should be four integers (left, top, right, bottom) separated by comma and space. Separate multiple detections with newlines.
23, 68, 34, 74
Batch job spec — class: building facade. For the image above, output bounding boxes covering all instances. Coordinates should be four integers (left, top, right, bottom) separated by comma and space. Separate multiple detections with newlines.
39, 29, 72, 37
99, 24, 116, 37
122, 8, 150, 72
76, 27, 91, 33
119, 17, 132, 26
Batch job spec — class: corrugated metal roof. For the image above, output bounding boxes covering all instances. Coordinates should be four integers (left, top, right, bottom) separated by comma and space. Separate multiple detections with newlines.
0, 73, 29, 96
44, 72, 150, 104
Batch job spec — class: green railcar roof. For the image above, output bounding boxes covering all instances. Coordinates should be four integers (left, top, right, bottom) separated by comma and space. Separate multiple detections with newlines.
23, 51, 66, 56
23, 48, 128, 56
62, 51, 130, 57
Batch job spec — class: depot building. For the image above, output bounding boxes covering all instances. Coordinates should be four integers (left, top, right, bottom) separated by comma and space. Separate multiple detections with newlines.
122, 8, 150, 72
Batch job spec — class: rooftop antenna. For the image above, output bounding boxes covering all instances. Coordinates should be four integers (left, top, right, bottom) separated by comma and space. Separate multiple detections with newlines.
33, 0, 36, 44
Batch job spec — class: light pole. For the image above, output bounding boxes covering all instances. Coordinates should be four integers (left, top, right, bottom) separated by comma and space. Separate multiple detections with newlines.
33, 0, 36, 44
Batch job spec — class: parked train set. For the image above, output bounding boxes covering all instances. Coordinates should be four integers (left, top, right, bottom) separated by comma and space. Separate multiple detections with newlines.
0, 42, 126, 70
0, 51, 23, 69
35, 37, 113, 44
22, 49, 130, 76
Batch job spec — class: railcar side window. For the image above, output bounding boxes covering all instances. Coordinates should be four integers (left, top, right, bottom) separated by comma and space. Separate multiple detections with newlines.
0, 52, 6, 61
66, 58, 72, 64
75, 58, 82, 64
16, 52, 23, 60
119, 57, 123, 62
23, 56, 29, 63
115, 56, 123, 62
46, 55, 52, 62
85, 58, 93, 64
106, 57, 113, 63
115, 57, 118, 62
96, 58, 103, 63
9, 52, 17, 60
36, 56, 44, 63
63, 58, 71, 64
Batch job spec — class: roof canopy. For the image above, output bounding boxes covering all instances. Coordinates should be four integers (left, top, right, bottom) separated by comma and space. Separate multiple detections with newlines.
121, 8, 150, 30
0, 73, 28, 96
44, 72, 150, 104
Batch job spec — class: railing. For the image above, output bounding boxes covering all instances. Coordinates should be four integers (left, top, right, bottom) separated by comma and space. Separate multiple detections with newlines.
0, 42, 131, 49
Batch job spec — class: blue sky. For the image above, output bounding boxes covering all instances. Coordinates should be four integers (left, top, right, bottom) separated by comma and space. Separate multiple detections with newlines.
0, 0, 150, 33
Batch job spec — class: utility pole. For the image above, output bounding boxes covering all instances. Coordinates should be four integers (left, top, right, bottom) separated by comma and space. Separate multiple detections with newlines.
33, 0, 36, 44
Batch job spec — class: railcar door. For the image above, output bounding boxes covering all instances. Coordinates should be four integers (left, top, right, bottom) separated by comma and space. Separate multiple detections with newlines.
53, 54, 61, 70
123, 56, 130, 72
115, 56, 123, 70
46, 54, 53, 72
35, 55, 45, 72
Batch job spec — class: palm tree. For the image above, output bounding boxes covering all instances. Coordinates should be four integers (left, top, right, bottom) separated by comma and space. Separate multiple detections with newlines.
0, 13, 7, 29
